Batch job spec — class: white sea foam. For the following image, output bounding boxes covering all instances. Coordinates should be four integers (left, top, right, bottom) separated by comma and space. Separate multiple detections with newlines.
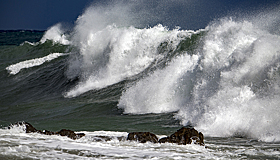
62, 1, 280, 142
65, 23, 197, 97
118, 54, 199, 114
118, 18, 280, 141
1, 126, 279, 159
189, 19, 280, 141
64, 1, 203, 97
6, 53, 67, 75
0, 126, 205, 159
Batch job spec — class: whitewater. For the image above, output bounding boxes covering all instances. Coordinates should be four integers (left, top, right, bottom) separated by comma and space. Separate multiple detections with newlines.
1, 0, 280, 159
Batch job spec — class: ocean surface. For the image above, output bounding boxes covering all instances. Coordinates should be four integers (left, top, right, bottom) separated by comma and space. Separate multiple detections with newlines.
1, 2, 280, 159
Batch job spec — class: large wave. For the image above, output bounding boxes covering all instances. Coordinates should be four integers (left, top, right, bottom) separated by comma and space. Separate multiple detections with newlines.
65, 24, 202, 97
11, 1, 280, 142
118, 12, 280, 141
64, 1, 203, 97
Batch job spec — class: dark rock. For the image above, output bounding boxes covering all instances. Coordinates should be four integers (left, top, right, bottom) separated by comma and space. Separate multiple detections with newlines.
127, 132, 158, 143
56, 129, 76, 139
23, 122, 38, 133
76, 133, 86, 139
56, 129, 85, 140
159, 127, 204, 145
10, 122, 85, 140
126, 128, 204, 145
10, 121, 38, 133
40, 130, 55, 135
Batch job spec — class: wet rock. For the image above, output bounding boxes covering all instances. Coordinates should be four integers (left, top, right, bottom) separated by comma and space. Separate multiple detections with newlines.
127, 132, 158, 143
159, 127, 204, 145
56, 129, 85, 140
10, 122, 85, 140
38, 129, 55, 135
9, 121, 39, 133
126, 128, 204, 145
23, 122, 38, 133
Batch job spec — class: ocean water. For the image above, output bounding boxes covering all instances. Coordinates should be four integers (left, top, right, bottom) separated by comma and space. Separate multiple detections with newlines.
1, 2, 280, 159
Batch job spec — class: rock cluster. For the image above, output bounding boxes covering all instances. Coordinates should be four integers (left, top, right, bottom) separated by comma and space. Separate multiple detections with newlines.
11, 122, 85, 140
127, 127, 204, 146
9, 122, 204, 146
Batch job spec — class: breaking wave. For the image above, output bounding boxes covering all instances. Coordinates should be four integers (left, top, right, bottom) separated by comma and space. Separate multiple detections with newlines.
118, 17, 280, 141
5, 1, 280, 142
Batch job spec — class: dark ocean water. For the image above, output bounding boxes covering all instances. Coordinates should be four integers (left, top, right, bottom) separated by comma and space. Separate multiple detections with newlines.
1, 2, 280, 159
0, 29, 184, 135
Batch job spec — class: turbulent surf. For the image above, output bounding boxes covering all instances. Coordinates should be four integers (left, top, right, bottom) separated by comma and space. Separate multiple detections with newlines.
1, 1, 280, 159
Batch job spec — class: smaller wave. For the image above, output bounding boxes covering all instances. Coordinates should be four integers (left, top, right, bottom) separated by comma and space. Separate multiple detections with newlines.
6, 53, 67, 75
40, 24, 70, 45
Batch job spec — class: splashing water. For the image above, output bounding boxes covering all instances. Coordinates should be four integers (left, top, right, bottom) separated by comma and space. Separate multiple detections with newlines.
40, 24, 70, 45
65, 12, 200, 97
118, 17, 280, 141
5, 1, 280, 142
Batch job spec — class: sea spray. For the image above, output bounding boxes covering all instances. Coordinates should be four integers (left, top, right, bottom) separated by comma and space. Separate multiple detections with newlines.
40, 24, 70, 45
191, 19, 280, 141
65, 2, 148, 97
118, 18, 280, 141
2, 1, 280, 159
64, 1, 206, 97
118, 54, 199, 114
3, 0, 280, 143
65, 24, 198, 97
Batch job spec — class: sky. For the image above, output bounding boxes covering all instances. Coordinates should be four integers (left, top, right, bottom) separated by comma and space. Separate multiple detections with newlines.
0, 0, 93, 30
0, 0, 279, 30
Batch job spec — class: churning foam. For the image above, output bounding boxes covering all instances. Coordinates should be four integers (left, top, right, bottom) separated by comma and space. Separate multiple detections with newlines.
64, 1, 202, 97
0, 126, 211, 159
65, 24, 196, 97
118, 17, 280, 141
190, 18, 280, 141
6, 53, 67, 75
60, 2, 280, 141
118, 54, 199, 114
